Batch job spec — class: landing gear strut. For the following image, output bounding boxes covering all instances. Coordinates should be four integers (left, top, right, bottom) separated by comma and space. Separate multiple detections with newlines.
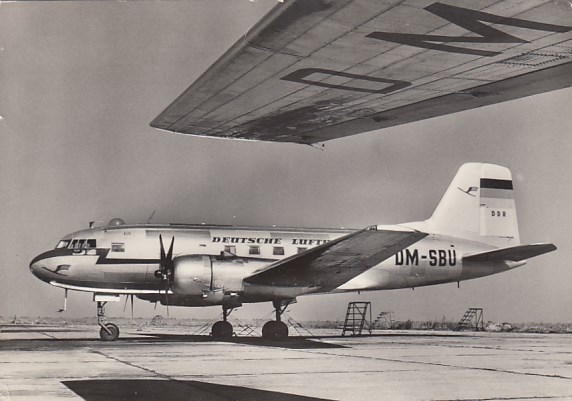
97, 301, 120, 341
211, 306, 234, 339
262, 300, 292, 341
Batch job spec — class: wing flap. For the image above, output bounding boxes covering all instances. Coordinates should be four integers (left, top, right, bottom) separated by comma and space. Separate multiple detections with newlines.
244, 227, 427, 292
463, 243, 556, 262
151, 0, 572, 144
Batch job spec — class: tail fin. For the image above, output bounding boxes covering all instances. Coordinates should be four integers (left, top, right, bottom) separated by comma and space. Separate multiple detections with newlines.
427, 163, 520, 247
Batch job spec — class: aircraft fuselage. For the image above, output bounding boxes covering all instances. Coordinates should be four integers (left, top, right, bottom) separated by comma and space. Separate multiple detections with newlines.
29, 223, 522, 307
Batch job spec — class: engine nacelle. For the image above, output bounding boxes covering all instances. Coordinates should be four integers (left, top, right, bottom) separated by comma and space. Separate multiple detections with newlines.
172, 254, 247, 305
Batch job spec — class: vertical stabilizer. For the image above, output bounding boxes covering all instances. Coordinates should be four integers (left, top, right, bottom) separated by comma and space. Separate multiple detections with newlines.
427, 163, 520, 247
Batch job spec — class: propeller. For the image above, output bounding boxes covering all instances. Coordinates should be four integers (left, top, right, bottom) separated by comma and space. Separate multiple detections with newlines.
154, 234, 175, 317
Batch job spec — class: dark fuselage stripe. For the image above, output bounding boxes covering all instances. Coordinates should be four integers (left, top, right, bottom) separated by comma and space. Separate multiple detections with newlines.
96, 256, 160, 265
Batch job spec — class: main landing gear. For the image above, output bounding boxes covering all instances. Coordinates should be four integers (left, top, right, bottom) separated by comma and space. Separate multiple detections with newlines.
211, 306, 234, 339
209, 300, 294, 341
261, 300, 292, 341
97, 301, 120, 341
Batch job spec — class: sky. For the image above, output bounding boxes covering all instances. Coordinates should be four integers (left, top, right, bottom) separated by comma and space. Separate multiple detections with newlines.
1, 0, 571, 325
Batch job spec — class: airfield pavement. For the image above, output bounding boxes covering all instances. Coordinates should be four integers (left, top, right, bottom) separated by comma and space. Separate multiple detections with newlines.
0, 324, 571, 401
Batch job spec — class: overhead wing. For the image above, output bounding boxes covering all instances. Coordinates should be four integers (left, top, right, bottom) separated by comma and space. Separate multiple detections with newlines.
463, 243, 556, 262
243, 226, 427, 292
151, 0, 572, 144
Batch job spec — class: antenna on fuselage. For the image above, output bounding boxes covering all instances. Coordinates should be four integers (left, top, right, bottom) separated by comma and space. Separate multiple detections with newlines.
147, 210, 156, 224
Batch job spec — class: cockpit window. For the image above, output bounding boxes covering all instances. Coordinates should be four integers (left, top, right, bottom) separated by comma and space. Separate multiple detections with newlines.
67, 239, 97, 250
56, 240, 70, 249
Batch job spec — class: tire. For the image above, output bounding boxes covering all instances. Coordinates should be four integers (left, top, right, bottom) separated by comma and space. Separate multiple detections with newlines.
262, 321, 288, 341
99, 323, 120, 341
211, 321, 233, 339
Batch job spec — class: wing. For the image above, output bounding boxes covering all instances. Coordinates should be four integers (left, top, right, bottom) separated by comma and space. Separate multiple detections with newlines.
463, 243, 556, 262
243, 226, 427, 292
151, 0, 572, 144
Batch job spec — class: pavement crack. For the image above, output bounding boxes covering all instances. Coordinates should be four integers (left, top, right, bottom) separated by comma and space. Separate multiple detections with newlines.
435, 396, 572, 400
295, 349, 572, 380
88, 348, 170, 380
86, 348, 239, 401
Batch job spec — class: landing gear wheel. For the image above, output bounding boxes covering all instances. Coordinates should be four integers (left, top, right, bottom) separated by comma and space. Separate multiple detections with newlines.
262, 321, 288, 341
211, 321, 233, 339
99, 323, 120, 341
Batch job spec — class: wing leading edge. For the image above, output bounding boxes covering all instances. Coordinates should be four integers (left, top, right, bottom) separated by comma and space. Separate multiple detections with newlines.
151, 0, 572, 144
244, 227, 427, 292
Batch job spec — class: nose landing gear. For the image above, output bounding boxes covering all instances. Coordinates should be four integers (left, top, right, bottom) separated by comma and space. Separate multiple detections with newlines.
97, 301, 120, 341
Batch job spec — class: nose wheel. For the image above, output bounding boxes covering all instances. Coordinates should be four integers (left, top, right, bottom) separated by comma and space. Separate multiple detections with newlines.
97, 301, 120, 341
100, 323, 120, 341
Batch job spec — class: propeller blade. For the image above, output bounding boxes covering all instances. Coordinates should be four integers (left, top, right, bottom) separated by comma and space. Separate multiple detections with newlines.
159, 234, 166, 263
130, 294, 134, 319
166, 236, 174, 262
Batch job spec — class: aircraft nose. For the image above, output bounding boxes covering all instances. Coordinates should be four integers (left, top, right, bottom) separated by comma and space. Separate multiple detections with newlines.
30, 254, 43, 269
29, 250, 56, 282
29, 253, 45, 276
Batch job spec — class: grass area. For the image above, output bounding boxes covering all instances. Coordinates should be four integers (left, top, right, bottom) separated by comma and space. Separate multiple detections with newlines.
2, 315, 571, 334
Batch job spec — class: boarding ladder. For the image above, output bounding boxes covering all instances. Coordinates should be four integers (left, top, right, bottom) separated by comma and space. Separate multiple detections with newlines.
457, 308, 484, 331
342, 302, 372, 336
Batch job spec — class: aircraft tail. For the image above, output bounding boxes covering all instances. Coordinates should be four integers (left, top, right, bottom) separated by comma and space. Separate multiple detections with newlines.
426, 163, 520, 247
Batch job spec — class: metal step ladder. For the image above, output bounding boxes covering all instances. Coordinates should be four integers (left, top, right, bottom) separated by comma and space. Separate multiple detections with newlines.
371, 311, 395, 330
458, 307, 484, 331
342, 302, 372, 336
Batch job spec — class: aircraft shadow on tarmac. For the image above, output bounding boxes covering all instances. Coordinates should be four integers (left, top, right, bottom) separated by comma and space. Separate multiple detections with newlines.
139, 333, 348, 349
63, 379, 334, 401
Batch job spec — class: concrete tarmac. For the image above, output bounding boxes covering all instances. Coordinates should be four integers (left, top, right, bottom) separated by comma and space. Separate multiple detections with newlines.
1, 325, 571, 401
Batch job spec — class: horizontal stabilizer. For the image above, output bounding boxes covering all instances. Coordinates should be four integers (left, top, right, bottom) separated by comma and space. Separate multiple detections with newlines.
463, 243, 556, 262
244, 227, 427, 292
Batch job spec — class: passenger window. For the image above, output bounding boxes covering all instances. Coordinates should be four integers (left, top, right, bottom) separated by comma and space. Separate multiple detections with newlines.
249, 246, 260, 255
224, 246, 236, 254
111, 243, 125, 252
297, 247, 307, 254
273, 246, 285, 256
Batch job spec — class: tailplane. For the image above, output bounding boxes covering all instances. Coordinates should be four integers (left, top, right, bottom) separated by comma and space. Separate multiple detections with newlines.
463, 243, 556, 262
426, 163, 520, 247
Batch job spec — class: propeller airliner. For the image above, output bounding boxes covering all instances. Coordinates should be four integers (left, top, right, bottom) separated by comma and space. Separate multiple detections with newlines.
30, 163, 556, 340
30, 0, 568, 341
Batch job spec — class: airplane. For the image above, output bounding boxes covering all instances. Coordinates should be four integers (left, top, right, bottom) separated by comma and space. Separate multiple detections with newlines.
150, 0, 572, 144
29, 163, 556, 341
